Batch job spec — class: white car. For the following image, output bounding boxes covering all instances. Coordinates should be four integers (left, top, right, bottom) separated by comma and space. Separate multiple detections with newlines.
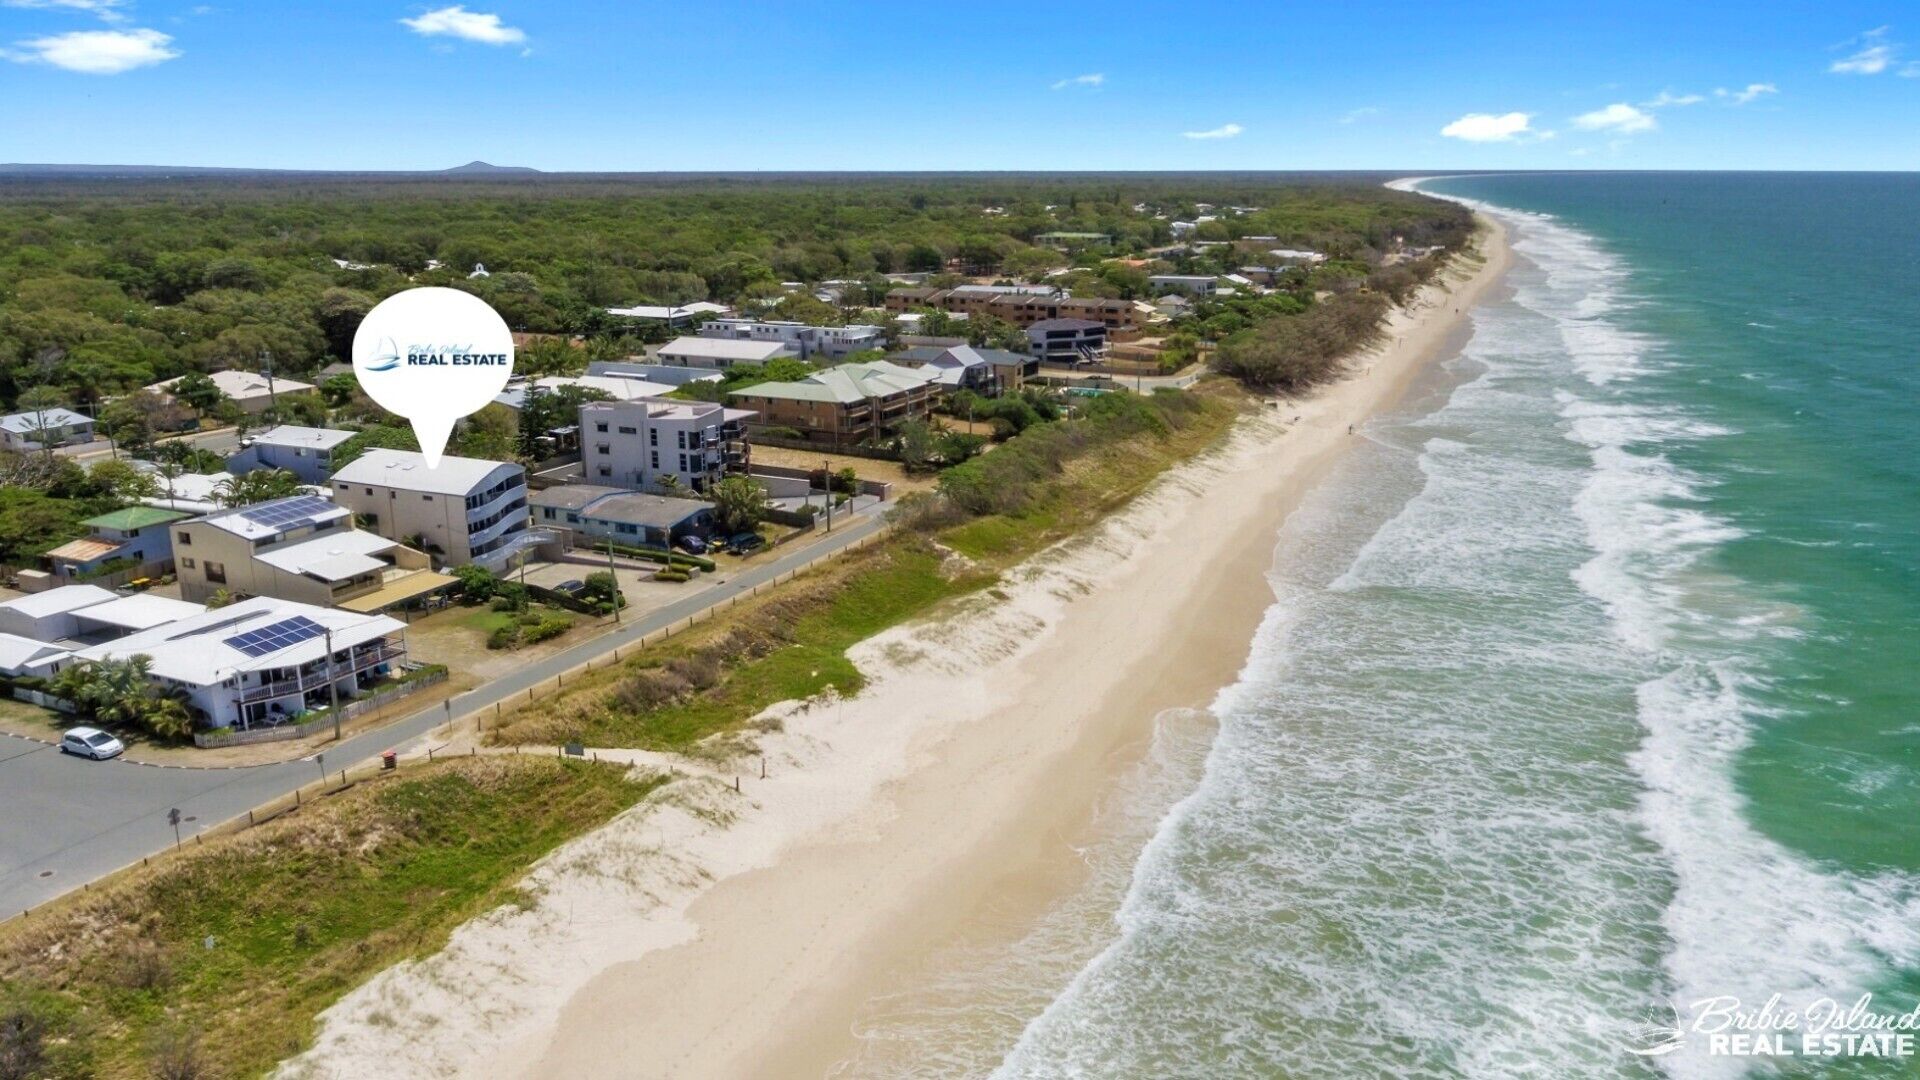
60, 727, 125, 761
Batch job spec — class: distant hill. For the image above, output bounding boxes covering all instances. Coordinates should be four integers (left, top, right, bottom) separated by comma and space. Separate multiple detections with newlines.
0, 161, 542, 177
441, 160, 540, 175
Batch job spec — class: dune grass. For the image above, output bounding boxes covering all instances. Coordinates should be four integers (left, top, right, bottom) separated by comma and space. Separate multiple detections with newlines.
0, 757, 659, 1079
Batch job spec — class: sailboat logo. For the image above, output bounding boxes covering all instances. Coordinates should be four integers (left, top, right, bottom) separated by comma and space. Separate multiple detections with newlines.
365, 336, 402, 372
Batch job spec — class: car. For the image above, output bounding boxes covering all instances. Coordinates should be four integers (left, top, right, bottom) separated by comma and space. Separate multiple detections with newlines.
727, 532, 766, 555
60, 727, 125, 761
552, 578, 586, 596
673, 535, 708, 555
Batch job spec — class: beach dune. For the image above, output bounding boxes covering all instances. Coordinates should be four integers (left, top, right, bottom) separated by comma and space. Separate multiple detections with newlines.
283, 212, 1510, 1080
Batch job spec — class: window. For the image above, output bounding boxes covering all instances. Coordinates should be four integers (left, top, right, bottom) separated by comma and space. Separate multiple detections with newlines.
596, 444, 611, 455
181, 557, 196, 569
676, 430, 687, 449
595, 423, 608, 433
566, 513, 580, 524
204, 560, 226, 584
649, 429, 658, 446
618, 426, 637, 435
650, 450, 659, 469
678, 454, 687, 472
542, 507, 557, 520
176, 531, 191, 545
597, 466, 611, 477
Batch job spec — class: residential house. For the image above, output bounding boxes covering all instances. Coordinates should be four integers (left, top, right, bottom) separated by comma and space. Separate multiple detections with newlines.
695, 319, 886, 361
148, 370, 317, 416
530, 485, 717, 549
172, 494, 444, 609
889, 345, 1035, 394
491, 374, 677, 414
583, 360, 726, 388
0, 585, 119, 640
1148, 274, 1221, 297
728, 361, 941, 448
329, 451, 530, 572
883, 288, 1143, 332
656, 336, 794, 369
0, 633, 67, 678
0, 407, 94, 451
1025, 318, 1110, 365
603, 301, 732, 327
45, 507, 192, 582
579, 399, 753, 494
69, 595, 408, 731
226, 425, 356, 484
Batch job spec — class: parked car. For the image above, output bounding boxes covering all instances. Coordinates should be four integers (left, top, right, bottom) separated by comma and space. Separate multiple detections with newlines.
552, 578, 586, 596
673, 535, 708, 555
727, 532, 766, 555
60, 727, 125, 761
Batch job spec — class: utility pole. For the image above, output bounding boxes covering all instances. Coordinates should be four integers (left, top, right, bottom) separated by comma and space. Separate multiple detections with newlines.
605, 539, 622, 623
822, 459, 833, 534
260, 349, 279, 413
324, 626, 342, 740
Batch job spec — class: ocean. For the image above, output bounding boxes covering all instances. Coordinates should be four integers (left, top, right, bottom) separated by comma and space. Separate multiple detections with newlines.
836, 174, 1920, 1079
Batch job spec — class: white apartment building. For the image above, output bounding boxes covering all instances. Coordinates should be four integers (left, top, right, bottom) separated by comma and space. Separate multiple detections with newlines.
579, 399, 754, 494
695, 319, 886, 360
329, 451, 530, 571
656, 336, 791, 369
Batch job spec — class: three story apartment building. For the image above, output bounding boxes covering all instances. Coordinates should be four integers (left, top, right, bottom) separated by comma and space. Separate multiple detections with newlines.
579, 399, 753, 494
329, 451, 530, 572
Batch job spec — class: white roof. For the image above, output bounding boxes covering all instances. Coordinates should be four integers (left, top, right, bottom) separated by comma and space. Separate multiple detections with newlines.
70, 594, 206, 632
251, 425, 356, 451
150, 370, 316, 403
0, 585, 118, 620
541, 375, 674, 401
0, 633, 66, 674
132, 469, 231, 515
657, 337, 789, 363
75, 595, 404, 687
604, 301, 731, 320
584, 361, 723, 386
330, 449, 521, 496
254, 528, 397, 582
0, 408, 91, 434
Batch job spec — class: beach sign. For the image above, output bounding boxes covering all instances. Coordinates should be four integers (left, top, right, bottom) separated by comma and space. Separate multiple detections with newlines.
352, 287, 515, 468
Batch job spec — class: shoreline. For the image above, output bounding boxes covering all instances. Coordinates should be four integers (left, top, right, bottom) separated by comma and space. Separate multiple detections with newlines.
285, 212, 1512, 1080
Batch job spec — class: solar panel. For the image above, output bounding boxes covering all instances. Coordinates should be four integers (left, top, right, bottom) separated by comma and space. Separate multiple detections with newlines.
236, 495, 336, 529
223, 615, 327, 658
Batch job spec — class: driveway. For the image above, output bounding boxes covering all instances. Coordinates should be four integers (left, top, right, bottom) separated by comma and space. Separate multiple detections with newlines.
0, 505, 890, 915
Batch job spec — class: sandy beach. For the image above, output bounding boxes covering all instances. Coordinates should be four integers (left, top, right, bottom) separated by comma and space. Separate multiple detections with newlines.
283, 212, 1510, 1080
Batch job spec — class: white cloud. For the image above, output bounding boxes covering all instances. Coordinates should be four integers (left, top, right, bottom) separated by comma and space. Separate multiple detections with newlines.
1714, 82, 1778, 104
1439, 111, 1534, 142
1, 0, 129, 22
401, 5, 525, 46
1339, 106, 1382, 124
1572, 102, 1656, 134
4, 26, 176, 72
1830, 27, 1897, 74
1050, 72, 1103, 90
1181, 122, 1243, 140
1642, 90, 1705, 108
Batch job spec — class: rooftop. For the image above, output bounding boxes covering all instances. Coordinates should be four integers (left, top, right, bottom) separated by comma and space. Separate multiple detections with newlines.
330, 449, 522, 496
0, 584, 118, 619
194, 494, 348, 543
150, 370, 316, 402
657, 337, 790, 363
250, 425, 356, 452
82, 506, 193, 532
253, 528, 398, 583
0, 407, 91, 435
604, 301, 731, 320
74, 595, 404, 687
44, 538, 123, 564
730, 361, 937, 405
71, 593, 205, 632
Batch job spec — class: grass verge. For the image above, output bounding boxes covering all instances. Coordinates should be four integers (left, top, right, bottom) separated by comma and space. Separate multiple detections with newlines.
0, 757, 660, 1079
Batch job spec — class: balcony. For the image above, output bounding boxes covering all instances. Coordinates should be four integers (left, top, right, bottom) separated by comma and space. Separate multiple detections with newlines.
236, 643, 406, 705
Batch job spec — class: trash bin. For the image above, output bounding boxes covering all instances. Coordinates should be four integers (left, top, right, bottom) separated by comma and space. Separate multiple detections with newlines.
381, 750, 397, 771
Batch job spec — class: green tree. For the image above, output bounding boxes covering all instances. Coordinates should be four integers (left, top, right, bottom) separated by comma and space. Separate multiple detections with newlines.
14, 386, 69, 459
213, 468, 305, 507
452, 564, 499, 602
170, 371, 226, 414
708, 475, 769, 534
88, 459, 163, 501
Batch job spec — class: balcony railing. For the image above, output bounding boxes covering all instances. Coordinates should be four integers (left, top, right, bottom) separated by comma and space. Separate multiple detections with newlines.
235, 644, 405, 705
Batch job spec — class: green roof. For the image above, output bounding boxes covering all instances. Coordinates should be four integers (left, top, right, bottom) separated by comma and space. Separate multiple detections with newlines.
83, 506, 192, 531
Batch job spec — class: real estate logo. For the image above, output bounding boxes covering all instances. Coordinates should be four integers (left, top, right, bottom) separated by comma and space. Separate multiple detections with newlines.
351, 288, 514, 468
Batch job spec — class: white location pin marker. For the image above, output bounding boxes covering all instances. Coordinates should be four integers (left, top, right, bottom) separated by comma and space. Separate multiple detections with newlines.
351, 287, 515, 468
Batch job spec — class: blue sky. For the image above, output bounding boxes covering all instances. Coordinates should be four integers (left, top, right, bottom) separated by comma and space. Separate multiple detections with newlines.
1, 0, 1916, 170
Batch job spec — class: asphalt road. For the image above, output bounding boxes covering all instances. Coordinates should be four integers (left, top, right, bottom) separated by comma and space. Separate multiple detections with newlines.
0, 509, 888, 915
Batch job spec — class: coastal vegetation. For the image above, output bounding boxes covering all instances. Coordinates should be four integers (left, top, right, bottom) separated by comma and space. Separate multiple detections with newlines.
0, 757, 656, 1080
488, 379, 1244, 750
0, 174, 1466, 409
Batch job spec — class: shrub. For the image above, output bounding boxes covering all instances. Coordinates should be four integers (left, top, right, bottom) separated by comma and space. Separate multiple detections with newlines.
485, 625, 517, 650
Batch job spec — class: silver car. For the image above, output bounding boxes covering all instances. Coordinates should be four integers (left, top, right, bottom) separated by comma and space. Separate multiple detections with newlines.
60, 726, 125, 761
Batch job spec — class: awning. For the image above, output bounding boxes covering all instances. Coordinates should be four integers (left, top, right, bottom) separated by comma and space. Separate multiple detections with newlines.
335, 570, 458, 613
45, 538, 124, 564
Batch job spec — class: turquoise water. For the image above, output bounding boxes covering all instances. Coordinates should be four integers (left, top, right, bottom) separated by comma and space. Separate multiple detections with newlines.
838, 175, 1920, 1078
